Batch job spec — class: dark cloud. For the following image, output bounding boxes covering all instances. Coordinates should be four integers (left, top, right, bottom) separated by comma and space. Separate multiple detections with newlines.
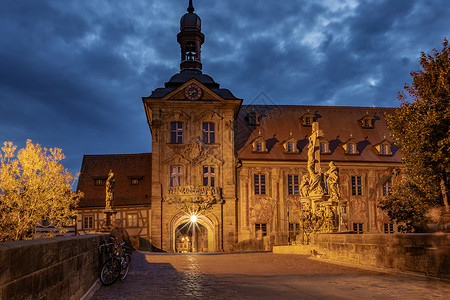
0, 0, 448, 180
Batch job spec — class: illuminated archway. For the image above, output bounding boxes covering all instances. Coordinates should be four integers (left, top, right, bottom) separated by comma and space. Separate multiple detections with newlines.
172, 213, 216, 252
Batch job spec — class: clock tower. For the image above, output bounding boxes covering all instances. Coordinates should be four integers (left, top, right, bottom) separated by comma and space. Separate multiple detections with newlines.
142, 0, 242, 252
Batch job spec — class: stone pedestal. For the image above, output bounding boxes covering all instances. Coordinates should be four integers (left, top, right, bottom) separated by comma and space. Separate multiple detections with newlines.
100, 208, 117, 232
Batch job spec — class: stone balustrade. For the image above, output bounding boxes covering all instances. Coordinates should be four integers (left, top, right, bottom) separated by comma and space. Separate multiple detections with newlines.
0, 234, 106, 299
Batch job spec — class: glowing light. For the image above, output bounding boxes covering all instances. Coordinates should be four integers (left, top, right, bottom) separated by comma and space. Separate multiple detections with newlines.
190, 215, 198, 223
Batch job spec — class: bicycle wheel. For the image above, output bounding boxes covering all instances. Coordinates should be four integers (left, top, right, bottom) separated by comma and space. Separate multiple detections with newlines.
100, 258, 121, 286
119, 254, 131, 281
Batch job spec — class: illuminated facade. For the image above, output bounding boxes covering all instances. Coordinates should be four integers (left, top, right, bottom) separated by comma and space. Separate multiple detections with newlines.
76, 1, 403, 252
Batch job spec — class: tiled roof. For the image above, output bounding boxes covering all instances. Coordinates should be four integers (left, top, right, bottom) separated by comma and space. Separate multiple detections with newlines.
236, 105, 402, 163
77, 153, 152, 208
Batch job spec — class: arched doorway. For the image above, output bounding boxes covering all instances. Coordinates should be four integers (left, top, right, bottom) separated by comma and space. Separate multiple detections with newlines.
172, 214, 215, 252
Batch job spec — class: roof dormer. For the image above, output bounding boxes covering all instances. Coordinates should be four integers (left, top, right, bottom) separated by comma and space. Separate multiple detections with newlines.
251, 131, 268, 153
373, 138, 393, 156
282, 132, 299, 154
359, 112, 375, 129
341, 135, 359, 155
245, 112, 260, 126
318, 137, 331, 154
300, 111, 315, 127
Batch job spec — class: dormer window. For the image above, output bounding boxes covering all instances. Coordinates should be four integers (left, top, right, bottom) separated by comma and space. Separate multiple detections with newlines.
320, 142, 327, 153
287, 142, 295, 152
95, 179, 104, 186
374, 139, 393, 156
282, 133, 299, 154
342, 137, 359, 155
246, 112, 260, 126
348, 143, 357, 154
305, 117, 311, 126
300, 112, 315, 127
256, 142, 263, 152
359, 113, 375, 129
318, 138, 331, 154
252, 134, 268, 153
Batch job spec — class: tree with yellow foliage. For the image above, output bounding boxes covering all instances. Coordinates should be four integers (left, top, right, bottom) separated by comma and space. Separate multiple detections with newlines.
0, 140, 82, 241
382, 39, 450, 232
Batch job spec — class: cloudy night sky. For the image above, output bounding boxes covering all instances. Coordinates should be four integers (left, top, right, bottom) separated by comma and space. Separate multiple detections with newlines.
0, 0, 449, 183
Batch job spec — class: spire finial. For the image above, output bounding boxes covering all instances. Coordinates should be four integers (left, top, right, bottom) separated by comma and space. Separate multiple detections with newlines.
187, 0, 194, 13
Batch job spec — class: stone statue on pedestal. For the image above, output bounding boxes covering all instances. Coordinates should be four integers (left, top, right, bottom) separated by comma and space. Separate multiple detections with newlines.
105, 170, 115, 210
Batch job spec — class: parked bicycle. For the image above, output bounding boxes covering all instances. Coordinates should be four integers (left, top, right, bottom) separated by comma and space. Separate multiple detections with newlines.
98, 236, 132, 285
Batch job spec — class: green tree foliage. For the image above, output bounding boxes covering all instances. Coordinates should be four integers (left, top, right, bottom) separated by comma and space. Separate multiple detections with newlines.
0, 140, 82, 241
382, 39, 450, 232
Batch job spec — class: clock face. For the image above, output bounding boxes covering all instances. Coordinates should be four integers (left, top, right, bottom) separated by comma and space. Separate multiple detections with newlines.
185, 83, 202, 100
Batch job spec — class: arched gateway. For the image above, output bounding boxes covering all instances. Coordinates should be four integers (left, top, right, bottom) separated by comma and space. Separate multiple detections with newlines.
171, 213, 217, 252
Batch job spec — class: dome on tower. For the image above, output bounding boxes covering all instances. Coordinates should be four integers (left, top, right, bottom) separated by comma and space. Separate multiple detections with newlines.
180, 0, 201, 31
180, 12, 201, 31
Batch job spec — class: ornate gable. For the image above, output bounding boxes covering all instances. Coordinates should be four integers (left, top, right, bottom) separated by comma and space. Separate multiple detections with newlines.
162, 79, 224, 102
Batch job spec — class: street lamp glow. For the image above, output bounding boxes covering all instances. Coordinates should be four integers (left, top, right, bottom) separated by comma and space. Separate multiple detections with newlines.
190, 215, 198, 223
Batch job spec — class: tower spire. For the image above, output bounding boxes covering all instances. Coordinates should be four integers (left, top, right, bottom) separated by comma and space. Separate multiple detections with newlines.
178, 0, 204, 72
187, 0, 194, 13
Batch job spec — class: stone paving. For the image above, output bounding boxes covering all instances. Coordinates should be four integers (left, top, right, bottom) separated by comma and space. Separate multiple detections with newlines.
89, 252, 450, 299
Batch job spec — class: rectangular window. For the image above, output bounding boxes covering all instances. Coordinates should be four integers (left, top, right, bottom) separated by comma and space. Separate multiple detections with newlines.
351, 176, 362, 195
202, 122, 215, 144
289, 223, 300, 233
203, 166, 215, 187
287, 142, 295, 152
353, 223, 364, 234
320, 142, 327, 153
170, 166, 184, 187
381, 144, 388, 155
384, 223, 394, 234
305, 117, 311, 126
254, 174, 266, 195
127, 213, 138, 227
83, 216, 93, 229
255, 223, 267, 237
256, 142, 263, 152
170, 122, 183, 144
287, 175, 299, 195
348, 143, 356, 154
131, 178, 139, 185
382, 177, 392, 196
95, 179, 103, 186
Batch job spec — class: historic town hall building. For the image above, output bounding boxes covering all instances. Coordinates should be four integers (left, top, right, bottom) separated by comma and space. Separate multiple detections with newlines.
76, 1, 403, 252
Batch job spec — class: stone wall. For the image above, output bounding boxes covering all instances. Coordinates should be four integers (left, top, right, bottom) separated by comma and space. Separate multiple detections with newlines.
0, 234, 106, 300
274, 233, 450, 279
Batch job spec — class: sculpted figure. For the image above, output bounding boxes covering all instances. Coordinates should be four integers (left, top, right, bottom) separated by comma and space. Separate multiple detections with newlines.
105, 170, 115, 209
325, 161, 341, 199
307, 134, 324, 196
300, 175, 310, 197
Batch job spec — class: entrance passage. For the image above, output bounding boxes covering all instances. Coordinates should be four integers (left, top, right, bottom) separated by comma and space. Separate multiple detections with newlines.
175, 222, 208, 253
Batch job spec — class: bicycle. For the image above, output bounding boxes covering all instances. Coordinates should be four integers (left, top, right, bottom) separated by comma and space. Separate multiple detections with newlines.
98, 237, 132, 286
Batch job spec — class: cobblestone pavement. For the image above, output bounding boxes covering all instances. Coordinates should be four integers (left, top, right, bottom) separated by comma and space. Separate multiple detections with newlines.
89, 252, 449, 300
